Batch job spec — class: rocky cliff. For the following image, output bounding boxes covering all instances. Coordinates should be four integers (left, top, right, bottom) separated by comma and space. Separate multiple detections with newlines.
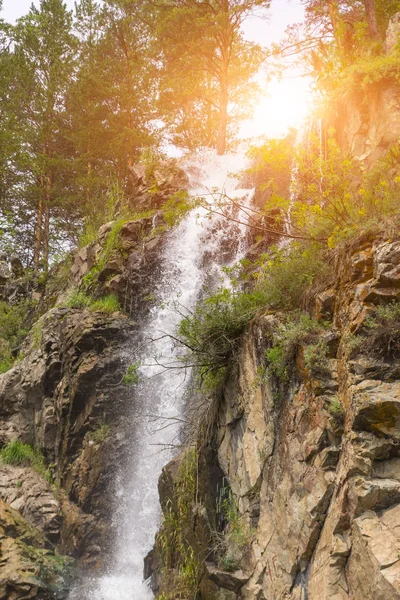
152, 235, 400, 600
0, 162, 185, 597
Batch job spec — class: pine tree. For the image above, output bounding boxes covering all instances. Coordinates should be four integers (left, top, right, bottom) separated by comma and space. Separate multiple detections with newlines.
10, 0, 77, 271
153, 0, 270, 155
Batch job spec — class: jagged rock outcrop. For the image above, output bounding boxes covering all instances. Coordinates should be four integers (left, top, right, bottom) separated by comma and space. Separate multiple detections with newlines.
0, 306, 135, 568
328, 13, 400, 165
152, 235, 400, 599
0, 498, 73, 600
0, 192, 176, 596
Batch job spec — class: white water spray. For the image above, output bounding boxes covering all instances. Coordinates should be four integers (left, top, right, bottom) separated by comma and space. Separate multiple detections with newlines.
69, 150, 253, 600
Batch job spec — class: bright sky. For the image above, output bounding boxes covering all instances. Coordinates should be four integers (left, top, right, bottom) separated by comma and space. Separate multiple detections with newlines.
1, 0, 312, 140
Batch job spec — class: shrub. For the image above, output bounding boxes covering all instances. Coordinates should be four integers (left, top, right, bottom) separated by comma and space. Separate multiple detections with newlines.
266, 314, 330, 381
89, 294, 120, 313
326, 396, 345, 420
179, 286, 267, 384
215, 483, 252, 572
66, 290, 92, 309
0, 299, 35, 374
156, 448, 200, 597
178, 246, 330, 391
67, 291, 120, 313
0, 440, 52, 482
304, 341, 329, 376
88, 424, 110, 443
359, 302, 400, 359
123, 363, 140, 385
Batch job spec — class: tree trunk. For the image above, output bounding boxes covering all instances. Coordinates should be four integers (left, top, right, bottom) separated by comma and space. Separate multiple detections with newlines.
216, 74, 228, 156
33, 194, 43, 273
327, 0, 342, 47
363, 0, 379, 38
42, 173, 51, 273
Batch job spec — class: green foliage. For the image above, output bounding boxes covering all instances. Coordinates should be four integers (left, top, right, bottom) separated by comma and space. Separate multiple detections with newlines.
326, 395, 344, 419
304, 341, 329, 376
0, 299, 34, 373
0, 440, 52, 482
157, 447, 201, 598
88, 424, 109, 444
357, 302, 400, 359
344, 51, 400, 90
215, 483, 252, 572
123, 363, 140, 386
178, 246, 330, 389
66, 290, 92, 309
282, 135, 400, 248
266, 314, 330, 382
255, 243, 330, 308
89, 294, 120, 313
66, 290, 120, 313
31, 320, 43, 350
246, 133, 295, 209
163, 190, 194, 227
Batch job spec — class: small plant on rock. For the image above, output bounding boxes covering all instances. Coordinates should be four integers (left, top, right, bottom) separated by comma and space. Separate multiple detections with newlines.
123, 363, 140, 386
326, 395, 345, 421
88, 423, 110, 444
89, 294, 121, 313
361, 302, 400, 359
266, 313, 330, 382
215, 483, 252, 572
0, 440, 52, 482
66, 290, 92, 309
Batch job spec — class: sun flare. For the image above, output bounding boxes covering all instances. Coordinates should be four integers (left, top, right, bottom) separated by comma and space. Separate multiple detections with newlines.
242, 75, 314, 140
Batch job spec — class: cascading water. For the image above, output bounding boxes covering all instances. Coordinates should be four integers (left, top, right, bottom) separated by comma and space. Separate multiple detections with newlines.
69, 150, 253, 600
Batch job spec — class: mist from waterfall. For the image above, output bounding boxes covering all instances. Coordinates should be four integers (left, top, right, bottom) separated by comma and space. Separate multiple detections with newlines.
69, 150, 254, 600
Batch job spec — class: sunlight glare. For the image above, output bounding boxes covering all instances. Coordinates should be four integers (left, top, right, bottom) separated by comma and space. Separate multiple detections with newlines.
241, 75, 313, 140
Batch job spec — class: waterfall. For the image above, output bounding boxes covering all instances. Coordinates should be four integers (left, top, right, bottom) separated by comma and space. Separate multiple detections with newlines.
69, 150, 253, 600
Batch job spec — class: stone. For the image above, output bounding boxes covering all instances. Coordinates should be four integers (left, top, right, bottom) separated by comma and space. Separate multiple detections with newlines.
10, 256, 24, 279
0, 260, 10, 285
205, 563, 248, 593
0, 465, 61, 544
0, 498, 71, 599
352, 381, 400, 439
386, 12, 400, 53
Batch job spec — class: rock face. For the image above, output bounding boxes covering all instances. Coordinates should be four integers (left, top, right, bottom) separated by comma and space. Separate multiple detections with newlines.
386, 12, 400, 53
328, 13, 400, 165
0, 306, 135, 568
0, 498, 72, 600
153, 236, 400, 599
332, 85, 400, 165
0, 199, 172, 596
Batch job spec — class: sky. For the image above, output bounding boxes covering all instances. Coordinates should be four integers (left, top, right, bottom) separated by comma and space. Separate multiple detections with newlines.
1, 0, 311, 140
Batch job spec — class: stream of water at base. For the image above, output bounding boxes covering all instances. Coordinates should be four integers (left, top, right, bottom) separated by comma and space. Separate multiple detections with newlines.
69, 150, 253, 600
